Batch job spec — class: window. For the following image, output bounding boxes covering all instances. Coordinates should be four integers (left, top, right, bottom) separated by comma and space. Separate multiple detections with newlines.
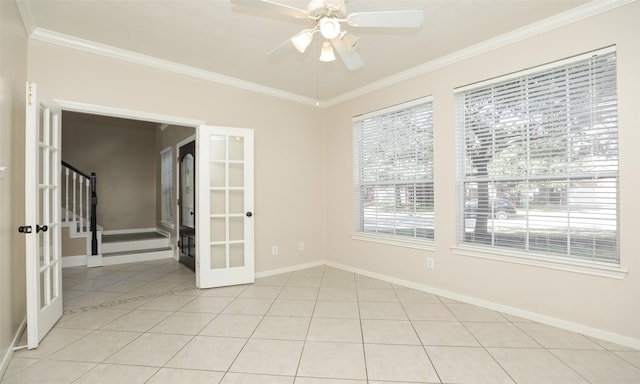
160, 147, 174, 227
456, 47, 618, 266
353, 97, 434, 244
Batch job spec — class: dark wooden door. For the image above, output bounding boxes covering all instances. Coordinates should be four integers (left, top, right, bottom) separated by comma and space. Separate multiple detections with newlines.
178, 140, 196, 271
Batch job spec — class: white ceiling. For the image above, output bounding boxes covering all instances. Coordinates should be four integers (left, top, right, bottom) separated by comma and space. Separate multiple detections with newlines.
18, 0, 598, 105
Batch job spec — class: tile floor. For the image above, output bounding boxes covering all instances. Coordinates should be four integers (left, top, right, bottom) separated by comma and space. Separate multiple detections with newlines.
2, 259, 639, 384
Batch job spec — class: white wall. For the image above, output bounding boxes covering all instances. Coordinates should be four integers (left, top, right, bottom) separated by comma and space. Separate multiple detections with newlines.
324, 2, 640, 345
27, 40, 326, 274
0, 0, 28, 375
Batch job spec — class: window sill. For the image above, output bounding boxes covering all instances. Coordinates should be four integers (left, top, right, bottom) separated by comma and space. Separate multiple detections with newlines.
351, 232, 436, 252
451, 245, 627, 279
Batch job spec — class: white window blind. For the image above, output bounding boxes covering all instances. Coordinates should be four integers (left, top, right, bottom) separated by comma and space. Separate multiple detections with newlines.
456, 47, 618, 264
160, 147, 174, 227
353, 97, 434, 240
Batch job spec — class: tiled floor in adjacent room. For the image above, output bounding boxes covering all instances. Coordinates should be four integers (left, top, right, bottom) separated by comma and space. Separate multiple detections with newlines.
2, 259, 639, 383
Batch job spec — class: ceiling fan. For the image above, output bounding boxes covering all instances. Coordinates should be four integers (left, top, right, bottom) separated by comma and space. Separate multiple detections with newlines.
231, 0, 424, 70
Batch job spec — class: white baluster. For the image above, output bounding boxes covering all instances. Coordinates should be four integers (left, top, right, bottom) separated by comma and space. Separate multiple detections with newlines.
85, 179, 90, 232
79, 176, 84, 232
65, 167, 69, 222
72, 172, 77, 224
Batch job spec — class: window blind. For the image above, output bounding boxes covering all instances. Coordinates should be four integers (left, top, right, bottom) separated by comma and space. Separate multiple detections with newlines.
353, 97, 434, 240
160, 147, 174, 226
455, 48, 619, 263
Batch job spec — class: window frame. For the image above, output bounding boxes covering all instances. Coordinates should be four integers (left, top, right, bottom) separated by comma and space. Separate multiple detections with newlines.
453, 46, 626, 279
160, 146, 175, 229
352, 96, 436, 250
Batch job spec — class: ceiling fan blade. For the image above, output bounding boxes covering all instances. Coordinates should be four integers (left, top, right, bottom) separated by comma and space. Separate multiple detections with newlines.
266, 38, 295, 58
331, 38, 364, 71
231, 0, 308, 19
346, 10, 424, 28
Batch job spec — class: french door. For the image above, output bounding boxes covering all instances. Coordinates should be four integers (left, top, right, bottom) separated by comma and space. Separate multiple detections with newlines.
196, 125, 254, 288
24, 83, 63, 349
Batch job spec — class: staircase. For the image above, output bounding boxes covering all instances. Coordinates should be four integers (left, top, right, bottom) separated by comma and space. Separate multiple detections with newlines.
61, 161, 173, 268
101, 231, 173, 265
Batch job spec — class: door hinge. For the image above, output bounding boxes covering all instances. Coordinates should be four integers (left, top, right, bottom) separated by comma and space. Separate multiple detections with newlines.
27, 84, 33, 106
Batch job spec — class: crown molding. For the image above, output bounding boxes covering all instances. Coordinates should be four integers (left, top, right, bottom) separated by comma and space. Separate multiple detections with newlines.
28, 28, 318, 107
22, 0, 634, 109
323, 0, 636, 107
16, 0, 36, 35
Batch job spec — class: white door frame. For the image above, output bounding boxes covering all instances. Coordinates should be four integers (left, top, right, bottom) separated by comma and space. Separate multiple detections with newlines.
55, 100, 203, 261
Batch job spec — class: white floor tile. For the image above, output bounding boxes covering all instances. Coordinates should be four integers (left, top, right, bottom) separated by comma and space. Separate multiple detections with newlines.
298, 341, 366, 380
73, 363, 158, 384
5, 262, 638, 384
489, 348, 588, 384
106, 332, 192, 366
253, 316, 311, 340
147, 368, 225, 384
426, 346, 514, 384
551, 349, 640, 384
361, 320, 420, 345
365, 343, 439, 383
230, 339, 304, 376
165, 336, 246, 371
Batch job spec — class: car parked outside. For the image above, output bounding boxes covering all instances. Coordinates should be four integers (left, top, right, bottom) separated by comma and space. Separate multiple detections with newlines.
464, 198, 516, 219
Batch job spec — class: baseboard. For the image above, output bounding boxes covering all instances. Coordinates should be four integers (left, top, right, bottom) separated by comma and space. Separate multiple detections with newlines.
156, 227, 171, 237
325, 260, 640, 351
0, 317, 26, 380
62, 255, 86, 268
255, 260, 325, 279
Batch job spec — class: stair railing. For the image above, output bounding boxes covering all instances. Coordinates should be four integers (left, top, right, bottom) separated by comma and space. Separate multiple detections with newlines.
61, 161, 98, 255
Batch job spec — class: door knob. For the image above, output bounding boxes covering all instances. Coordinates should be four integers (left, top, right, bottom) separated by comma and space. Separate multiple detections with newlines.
246, 212, 253, 217
36, 225, 48, 233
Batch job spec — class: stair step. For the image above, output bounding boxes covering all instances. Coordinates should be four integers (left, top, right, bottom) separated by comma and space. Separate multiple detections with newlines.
103, 247, 172, 257
101, 231, 170, 253
101, 247, 174, 266
103, 232, 167, 243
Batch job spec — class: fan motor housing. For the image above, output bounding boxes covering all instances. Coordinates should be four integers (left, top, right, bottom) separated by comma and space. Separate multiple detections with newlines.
307, 0, 346, 18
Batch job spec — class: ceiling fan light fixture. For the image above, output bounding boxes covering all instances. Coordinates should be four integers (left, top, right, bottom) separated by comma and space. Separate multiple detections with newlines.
291, 30, 314, 53
319, 17, 341, 39
319, 41, 336, 62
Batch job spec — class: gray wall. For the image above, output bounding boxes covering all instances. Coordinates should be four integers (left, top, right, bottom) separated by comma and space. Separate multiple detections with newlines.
62, 112, 159, 231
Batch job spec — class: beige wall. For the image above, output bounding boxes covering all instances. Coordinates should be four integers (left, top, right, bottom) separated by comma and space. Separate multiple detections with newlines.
62, 112, 159, 231
0, 0, 28, 373
27, 40, 326, 274
324, 2, 640, 344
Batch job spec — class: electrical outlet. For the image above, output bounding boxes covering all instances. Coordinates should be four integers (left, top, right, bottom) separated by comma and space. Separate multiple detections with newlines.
426, 257, 435, 269
298, 242, 304, 251
272, 246, 279, 255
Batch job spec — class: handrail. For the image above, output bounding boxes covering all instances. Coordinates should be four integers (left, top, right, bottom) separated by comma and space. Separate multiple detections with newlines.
61, 161, 99, 256
61, 160, 91, 179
